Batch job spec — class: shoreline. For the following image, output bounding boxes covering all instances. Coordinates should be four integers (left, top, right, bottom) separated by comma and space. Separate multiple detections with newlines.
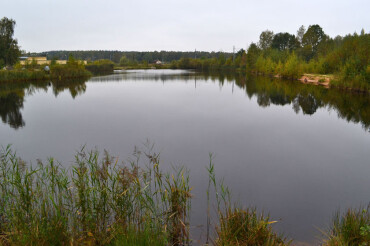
1, 68, 369, 95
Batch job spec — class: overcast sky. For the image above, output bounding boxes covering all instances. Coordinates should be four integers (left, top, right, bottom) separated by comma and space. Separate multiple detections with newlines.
2, 0, 369, 53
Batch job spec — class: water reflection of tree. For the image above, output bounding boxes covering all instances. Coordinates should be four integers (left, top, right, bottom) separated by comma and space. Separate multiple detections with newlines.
188, 72, 366, 130
96, 71, 369, 130
3, 72, 365, 131
257, 93, 270, 107
51, 80, 87, 99
0, 79, 88, 129
232, 74, 369, 130
295, 94, 320, 115
0, 92, 25, 129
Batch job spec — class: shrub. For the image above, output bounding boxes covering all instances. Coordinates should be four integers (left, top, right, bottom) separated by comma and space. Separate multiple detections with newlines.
281, 53, 302, 79
85, 59, 114, 75
50, 64, 91, 80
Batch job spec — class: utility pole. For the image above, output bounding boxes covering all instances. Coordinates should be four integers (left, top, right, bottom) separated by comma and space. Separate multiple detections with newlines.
232, 45, 235, 62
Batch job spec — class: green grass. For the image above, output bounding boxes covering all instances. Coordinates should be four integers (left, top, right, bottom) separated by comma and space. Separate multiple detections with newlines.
322, 206, 370, 246
0, 70, 48, 83
0, 145, 190, 245
215, 207, 289, 246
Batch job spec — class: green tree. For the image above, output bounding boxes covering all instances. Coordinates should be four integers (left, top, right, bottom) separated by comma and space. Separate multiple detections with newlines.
282, 52, 302, 79
275, 60, 284, 75
236, 48, 246, 57
246, 43, 261, 71
67, 54, 78, 67
258, 30, 274, 50
217, 53, 226, 66
0, 17, 21, 66
296, 25, 306, 46
271, 32, 298, 51
119, 55, 129, 66
302, 24, 326, 59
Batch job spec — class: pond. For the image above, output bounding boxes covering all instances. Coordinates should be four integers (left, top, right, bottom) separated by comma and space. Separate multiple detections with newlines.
0, 69, 369, 245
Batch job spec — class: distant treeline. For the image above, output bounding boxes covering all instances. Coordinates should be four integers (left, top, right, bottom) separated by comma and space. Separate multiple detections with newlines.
27, 50, 232, 64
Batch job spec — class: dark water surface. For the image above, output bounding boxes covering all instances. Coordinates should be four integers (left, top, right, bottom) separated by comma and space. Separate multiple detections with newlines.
1, 70, 369, 245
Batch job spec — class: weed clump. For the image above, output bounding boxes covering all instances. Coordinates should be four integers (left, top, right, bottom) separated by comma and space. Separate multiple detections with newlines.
206, 155, 290, 246
216, 207, 289, 246
322, 205, 370, 246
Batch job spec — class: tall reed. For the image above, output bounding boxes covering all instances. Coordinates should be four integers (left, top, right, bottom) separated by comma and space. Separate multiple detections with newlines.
0, 70, 47, 83
0, 145, 191, 245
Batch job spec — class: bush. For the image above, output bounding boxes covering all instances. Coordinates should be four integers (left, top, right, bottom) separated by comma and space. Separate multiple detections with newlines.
50, 64, 91, 80
85, 59, 114, 75
281, 53, 302, 79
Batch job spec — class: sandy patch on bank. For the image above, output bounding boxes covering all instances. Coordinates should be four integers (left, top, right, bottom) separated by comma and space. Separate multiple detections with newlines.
299, 74, 332, 88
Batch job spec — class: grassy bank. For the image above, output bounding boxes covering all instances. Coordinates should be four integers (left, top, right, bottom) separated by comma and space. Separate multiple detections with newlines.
0, 59, 91, 83
0, 67, 91, 83
0, 69, 48, 83
0, 146, 368, 245
164, 55, 369, 93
